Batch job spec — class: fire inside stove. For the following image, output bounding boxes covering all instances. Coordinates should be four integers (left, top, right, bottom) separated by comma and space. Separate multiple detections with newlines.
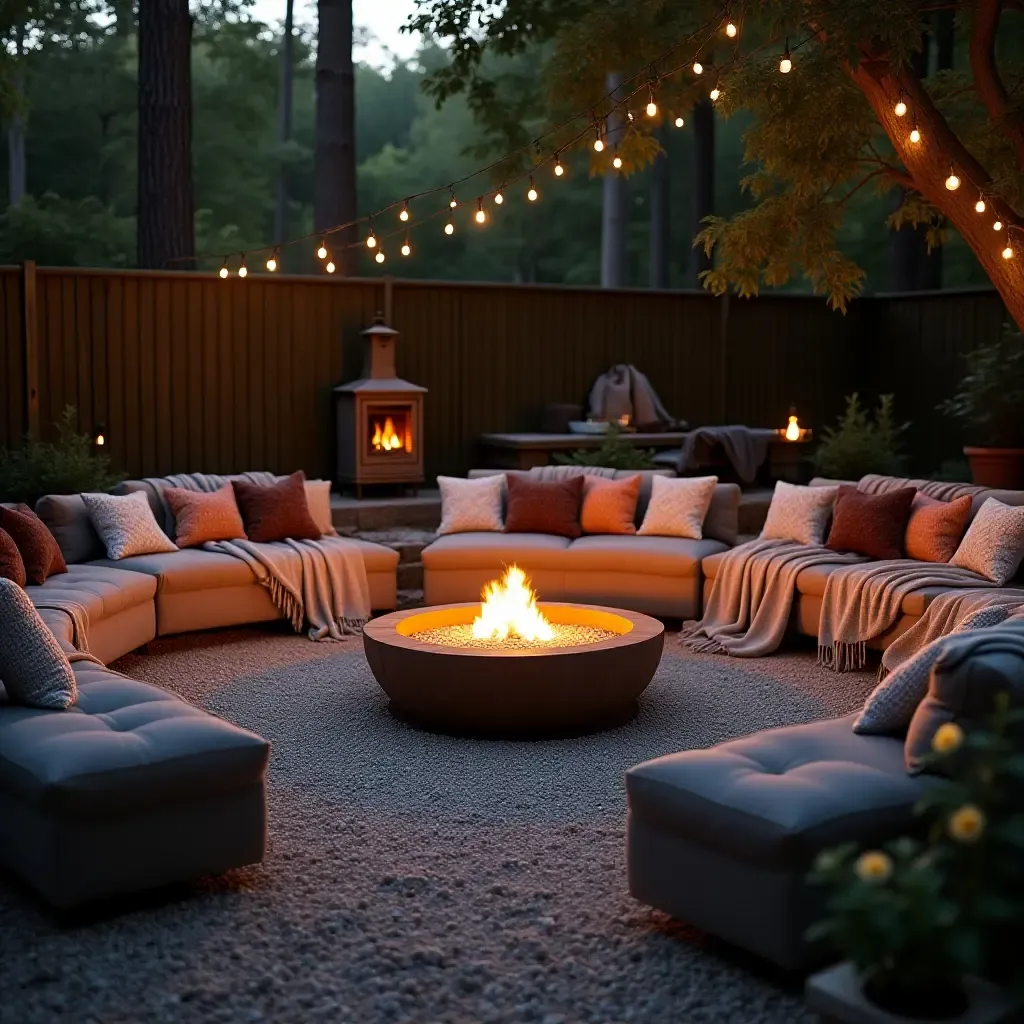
412, 565, 616, 650
371, 414, 411, 453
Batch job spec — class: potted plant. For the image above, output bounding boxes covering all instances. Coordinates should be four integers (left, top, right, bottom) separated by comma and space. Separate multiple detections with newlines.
805, 702, 1023, 1023
939, 327, 1024, 489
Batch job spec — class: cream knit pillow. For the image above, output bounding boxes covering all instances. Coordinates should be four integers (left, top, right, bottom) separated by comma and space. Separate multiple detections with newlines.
82, 490, 178, 560
761, 481, 839, 546
437, 475, 505, 535
950, 498, 1024, 584
637, 475, 717, 540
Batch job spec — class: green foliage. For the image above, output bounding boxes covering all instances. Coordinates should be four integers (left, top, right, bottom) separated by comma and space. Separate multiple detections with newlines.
0, 407, 121, 507
553, 424, 656, 470
939, 327, 1024, 449
808, 700, 1024, 998
812, 393, 908, 481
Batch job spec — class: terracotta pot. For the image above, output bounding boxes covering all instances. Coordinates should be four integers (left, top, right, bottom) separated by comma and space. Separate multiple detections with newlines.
964, 447, 1024, 490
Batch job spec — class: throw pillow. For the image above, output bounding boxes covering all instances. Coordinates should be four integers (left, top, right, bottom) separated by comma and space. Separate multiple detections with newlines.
0, 528, 26, 587
304, 479, 336, 536
505, 475, 584, 539
825, 485, 916, 560
905, 493, 973, 563
580, 474, 641, 535
761, 481, 839, 546
231, 470, 322, 544
950, 497, 1024, 584
0, 577, 77, 709
437, 475, 505, 535
637, 475, 718, 540
165, 484, 247, 548
0, 503, 69, 584
81, 490, 179, 560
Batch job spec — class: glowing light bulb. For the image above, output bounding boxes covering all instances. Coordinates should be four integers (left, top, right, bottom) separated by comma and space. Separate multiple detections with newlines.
674, 116, 685, 128
945, 167, 960, 191
317, 241, 327, 260
1003, 245, 1014, 259
909, 126, 921, 144
238, 259, 248, 278
975, 196, 986, 213
693, 61, 703, 75
401, 241, 411, 257
725, 21, 737, 37
779, 52, 792, 74
475, 200, 487, 224
325, 260, 336, 274
219, 263, 229, 279
449, 191, 458, 209
785, 414, 800, 442
593, 137, 605, 152
444, 219, 455, 236
527, 178, 538, 202
554, 158, 564, 177
494, 191, 504, 205
710, 86, 720, 102
266, 251, 278, 272
399, 202, 410, 222
612, 154, 623, 169
375, 251, 385, 264
366, 233, 377, 249
646, 100, 657, 117
894, 93, 907, 117
994, 220, 1004, 231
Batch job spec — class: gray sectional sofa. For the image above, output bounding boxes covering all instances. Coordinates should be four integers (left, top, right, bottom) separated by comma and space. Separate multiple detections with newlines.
423, 469, 740, 619
0, 475, 400, 909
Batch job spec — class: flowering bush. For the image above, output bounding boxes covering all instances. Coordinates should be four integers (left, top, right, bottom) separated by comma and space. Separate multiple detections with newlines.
808, 700, 1024, 1013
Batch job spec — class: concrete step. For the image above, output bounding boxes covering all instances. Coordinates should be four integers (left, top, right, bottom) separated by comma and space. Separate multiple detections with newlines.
331, 490, 440, 532
397, 561, 424, 591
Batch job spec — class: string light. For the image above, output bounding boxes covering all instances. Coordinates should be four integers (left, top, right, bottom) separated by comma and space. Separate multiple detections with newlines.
444, 216, 455, 235
710, 84, 721, 102
554, 155, 564, 177
399, 201, 410, 222
975, 195, 987, 213
527, 177, 539, 202
779, 41, 792, 74
593, 123, 605, 152
238, 255, 248, 278
366, 219, 378, 248
725, 21, 737, 37
674, 116, 685, 128
325, 259, 336, 274
375, 250, 385, 264
909, 125, 921, 144
401, 234, 412, 257
449, 189, 458, 209
612, 153, 623, 170
945, 166, 961, 191
646, 86, 658, 118
494, 189, 504, 205
316, 239, 328, 260
693, 61, 704, 75
994, 219, 1004, 231
1003, 245, 1014, 259
219, 259, 229, 279
475, 199, 487, 224
894, 91, 907, 117
266, 249, 279, 272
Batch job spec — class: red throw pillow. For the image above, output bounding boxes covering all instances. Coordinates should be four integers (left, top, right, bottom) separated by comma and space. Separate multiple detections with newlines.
231, 471, 322, 543
504, 475, 584, 539
0, 527, 26, 587
825, 485, 917, 560
0, 504, 68, 585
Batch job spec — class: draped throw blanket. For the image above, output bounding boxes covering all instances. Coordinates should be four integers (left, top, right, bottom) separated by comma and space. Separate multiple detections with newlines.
817, 561, 998, 672
31, 597, 92, 653
586, 364, 684, 431
681, 538, 864, 657
674, 425, 774, 485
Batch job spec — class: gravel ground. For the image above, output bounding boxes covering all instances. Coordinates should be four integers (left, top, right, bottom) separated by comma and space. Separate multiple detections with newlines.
0, 627, 877, 1024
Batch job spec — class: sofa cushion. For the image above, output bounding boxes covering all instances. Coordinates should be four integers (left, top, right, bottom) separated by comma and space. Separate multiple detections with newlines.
82, 490, 179, 560
89, 549, 258, 594
638, 475, 718, 540
626, 714, 937, 870
0, 504, 68, 584
0, 658, 269, 817
565, 535, 728, 577
34, 493, 105, 564
232, 470, 321, 543
905, 493, 972, 564
165, 484, 246, 547
950, 497, 1024, 585
438, 475, 506, 535
825, 485, 916, 560
422, 532, 572, 572
24, 563, 157, 623
505, 475, 583, 539
581, 474, 640, 535
0, 528, 26, 587
762, 481, 839, 546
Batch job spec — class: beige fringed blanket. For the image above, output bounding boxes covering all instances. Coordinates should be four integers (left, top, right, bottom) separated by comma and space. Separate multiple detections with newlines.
32, 597, 92, 653
681, 538, 864, 657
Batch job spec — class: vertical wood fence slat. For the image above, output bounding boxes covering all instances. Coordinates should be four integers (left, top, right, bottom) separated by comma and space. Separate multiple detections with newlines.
19, 262, 38, 440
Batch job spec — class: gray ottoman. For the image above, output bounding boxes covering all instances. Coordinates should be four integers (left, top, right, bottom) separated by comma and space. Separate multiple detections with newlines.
625, 714, 935, 970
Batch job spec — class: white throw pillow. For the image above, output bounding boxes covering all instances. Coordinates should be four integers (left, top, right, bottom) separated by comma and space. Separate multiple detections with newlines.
950, 498, 1024, 584
637, 475, 717, 540
761, 481, 839, 546
82, 490, 178, 560
437, 475, 505, 535
304, 479, 337, 536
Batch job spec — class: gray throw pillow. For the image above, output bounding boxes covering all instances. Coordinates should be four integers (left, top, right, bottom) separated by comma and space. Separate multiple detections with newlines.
81, 490, 178, 560
0, 577, 77, 709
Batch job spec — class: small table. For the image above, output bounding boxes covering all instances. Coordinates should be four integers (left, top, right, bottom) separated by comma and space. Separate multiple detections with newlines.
479, 431, 689, 471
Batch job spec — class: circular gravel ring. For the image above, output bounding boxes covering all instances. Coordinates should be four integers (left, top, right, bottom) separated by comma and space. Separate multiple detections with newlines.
364, 602, 665, 738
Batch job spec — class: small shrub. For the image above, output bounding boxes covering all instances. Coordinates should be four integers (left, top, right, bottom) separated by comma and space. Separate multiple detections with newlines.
0, 406, 121, 507
812, 393, 908, 481
553, 423, 657, 470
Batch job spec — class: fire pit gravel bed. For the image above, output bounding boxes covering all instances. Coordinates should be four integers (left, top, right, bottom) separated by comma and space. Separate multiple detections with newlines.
410, 622, 618, 650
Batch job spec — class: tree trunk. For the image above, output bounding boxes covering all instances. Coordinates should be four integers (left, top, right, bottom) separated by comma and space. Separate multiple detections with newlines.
137, 0, 194, 269
851, 60, 1024, 330
274, 0, 296, 254
687, 98, 715, 289
315, 0, 357, 275
601, 72, 628, 288
7, 26, 26, 207
649, 122, 671, 289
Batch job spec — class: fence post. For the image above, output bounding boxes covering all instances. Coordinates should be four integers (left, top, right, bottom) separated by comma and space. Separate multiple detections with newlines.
21, 260, 39, 440
718, 291, 730, 423
383, 275, 394, 325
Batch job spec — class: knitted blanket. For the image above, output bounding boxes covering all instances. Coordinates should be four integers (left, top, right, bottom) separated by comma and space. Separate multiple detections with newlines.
675, 426, 773, 485
681, 538, 864, 657
32, 597, 92, 653
818, 561, 998, 672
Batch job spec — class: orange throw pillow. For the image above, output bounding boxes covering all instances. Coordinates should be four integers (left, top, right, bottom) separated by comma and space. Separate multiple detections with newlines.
232, 471, 322, 543
905, 493, 973, 563
580, 474, 640, 535
165, 484, 247, 548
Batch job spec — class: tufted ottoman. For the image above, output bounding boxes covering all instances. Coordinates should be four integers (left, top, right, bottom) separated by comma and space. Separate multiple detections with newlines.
0, 656, 270, 909
625, 714, 939, 970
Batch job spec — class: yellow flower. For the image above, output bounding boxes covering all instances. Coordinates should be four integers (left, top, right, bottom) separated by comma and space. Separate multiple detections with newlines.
932, 722, 964, 755
948, 804, 986, 844
854, 850, 893, 883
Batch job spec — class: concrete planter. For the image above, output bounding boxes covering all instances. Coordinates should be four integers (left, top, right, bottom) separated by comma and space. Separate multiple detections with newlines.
964, 447, 1024, 489
806, 962, 1017, 1024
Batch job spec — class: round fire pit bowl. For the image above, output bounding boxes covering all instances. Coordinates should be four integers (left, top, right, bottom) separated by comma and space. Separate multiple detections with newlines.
363, 603, 664, 738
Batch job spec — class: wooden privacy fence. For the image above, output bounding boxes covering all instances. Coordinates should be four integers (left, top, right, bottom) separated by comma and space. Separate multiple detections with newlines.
0, 262, 1006, 482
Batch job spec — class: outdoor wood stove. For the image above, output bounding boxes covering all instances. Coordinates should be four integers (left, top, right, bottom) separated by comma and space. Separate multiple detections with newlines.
334, 315, 427, 497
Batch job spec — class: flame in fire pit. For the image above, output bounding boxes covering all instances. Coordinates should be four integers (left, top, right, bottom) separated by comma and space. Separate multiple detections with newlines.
372, 417, 404, 451
472, 565, 554, 642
